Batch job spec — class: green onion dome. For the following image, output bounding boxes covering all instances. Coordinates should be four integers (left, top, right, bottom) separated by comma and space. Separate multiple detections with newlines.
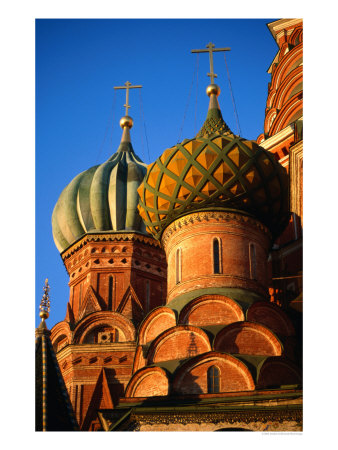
52, 122, 148, 253
137, 86, 289, 241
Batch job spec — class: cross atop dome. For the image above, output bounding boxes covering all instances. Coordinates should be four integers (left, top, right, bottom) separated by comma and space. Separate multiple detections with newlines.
191, 42, 231, 84
114, 80, 142, 121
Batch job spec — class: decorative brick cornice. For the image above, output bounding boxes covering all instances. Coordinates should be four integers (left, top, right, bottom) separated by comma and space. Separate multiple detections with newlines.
161, 211, 271, 250
61, 232, 161, 261
128, 407, 302, 427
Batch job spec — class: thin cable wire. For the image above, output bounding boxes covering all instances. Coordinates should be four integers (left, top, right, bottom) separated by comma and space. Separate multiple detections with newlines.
194, 54, 200, 135
223, 53, 242, 136
95, 89, 116, 164
177, 58, 197, 143
138, 89, 145, 161
139, 90, 151, 163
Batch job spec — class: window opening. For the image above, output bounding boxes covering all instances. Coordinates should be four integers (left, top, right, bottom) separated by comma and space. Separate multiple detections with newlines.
213, 238, 221, 274
108, 276, 113, 310
249, 243, 257, 280
176, 248, 181, 284
207, 366, 220, 393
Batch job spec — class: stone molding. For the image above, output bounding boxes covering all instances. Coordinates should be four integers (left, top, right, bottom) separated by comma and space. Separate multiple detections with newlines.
61, 232, 161, 261
127, 407, 302, 427
161, 211, 270, 250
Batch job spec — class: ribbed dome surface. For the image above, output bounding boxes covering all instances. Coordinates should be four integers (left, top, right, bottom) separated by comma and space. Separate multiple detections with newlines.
137, 109, 289, 240
52, 141, 147, 253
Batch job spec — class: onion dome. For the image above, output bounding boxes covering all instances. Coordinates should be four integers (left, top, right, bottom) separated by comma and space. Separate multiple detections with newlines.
137, 83, 289, 240
52, 113, 148, 254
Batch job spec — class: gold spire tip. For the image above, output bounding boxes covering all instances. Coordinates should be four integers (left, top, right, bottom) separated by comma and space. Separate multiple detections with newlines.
39, 278, 50, 320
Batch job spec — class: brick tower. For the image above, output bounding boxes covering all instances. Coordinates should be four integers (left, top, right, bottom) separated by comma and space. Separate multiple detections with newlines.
119, 46, 302, 431
257, 19, 303, 310
50, 83, 167, 430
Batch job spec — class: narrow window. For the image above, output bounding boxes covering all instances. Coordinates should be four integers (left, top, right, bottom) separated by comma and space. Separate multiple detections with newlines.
146, 280, 150, 312
213, 238, 221, 274
176, 248, 181, 284
249, 243, 257, 280
108, 276, 113, 310
79, 283, 83, 308
207, 366, 220, 393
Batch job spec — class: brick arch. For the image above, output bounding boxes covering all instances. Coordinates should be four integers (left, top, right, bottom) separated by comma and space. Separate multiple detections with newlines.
289, 26, 303, 46
269, 94, 302, 135
214, 321, 282, 356
172, 351, 255, 395
266, 88, 276, 109
125, 366, 169, 398
257, 356, 302, 388
73, 311, 136, 344
264, 107, 278, 135
138, 307, 177, 345
50, 321, 72, 346
178, 295, 244, 326
247, 301, 295, 336
147, 325, 211, 364
271, 44, 303, 91
274, 66, 303, 110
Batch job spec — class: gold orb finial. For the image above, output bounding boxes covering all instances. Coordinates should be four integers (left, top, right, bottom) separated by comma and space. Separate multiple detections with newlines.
120, 116, 133, 129
206, 84, 220, 97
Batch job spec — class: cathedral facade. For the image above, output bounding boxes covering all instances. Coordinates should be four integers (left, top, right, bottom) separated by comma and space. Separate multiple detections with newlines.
38, 18, 303, 431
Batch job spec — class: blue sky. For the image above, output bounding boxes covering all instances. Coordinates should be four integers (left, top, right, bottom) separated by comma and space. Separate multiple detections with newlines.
36, 18, 279, 327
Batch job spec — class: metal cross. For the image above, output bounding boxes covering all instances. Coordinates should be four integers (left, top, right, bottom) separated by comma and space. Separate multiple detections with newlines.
191, 42, 231, 84
114, 81, 142, 116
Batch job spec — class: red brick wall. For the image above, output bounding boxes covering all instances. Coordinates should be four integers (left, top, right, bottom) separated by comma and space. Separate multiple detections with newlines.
214, 322, 282, 356
65, 237, 167, 324
179, 295, 244, 326
147, 326, 211, 363
257, 358, 302, 388
162, 213, 271, 303
173, 353, 255, 395
126, 367, 169, 397
138, 307, 177, 345
247, 302, 295, 337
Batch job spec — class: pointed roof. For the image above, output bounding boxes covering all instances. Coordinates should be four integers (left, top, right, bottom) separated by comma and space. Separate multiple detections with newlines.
35, 280, 78, 431
35, 324, 78, 431
196, 85, 231, 138
78, 285, 103, 321
81, 368, 114, 430
116, 284, 144, 322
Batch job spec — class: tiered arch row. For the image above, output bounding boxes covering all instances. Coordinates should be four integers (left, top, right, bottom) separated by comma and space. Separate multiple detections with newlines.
124, 294, 299, 398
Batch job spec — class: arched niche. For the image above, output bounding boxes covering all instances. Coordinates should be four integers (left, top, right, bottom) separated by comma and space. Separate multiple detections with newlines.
214, 321, 283, 356
147, 325, 211, 364
172, 351, 255, 395
179, 294, 244, 327
125, 366, 169, 398
138, 307, 177, 346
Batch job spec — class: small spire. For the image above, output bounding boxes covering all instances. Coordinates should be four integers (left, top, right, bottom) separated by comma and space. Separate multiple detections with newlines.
191, 43, 232, 138
38, 278, 50, 329
114, 81, 142, 152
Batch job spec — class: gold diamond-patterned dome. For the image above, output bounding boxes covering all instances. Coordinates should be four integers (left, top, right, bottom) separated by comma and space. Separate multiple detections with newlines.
137, 91, 289, 241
